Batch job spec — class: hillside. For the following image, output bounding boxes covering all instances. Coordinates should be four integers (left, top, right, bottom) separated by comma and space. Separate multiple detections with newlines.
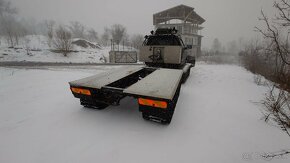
0, 35, 109, 63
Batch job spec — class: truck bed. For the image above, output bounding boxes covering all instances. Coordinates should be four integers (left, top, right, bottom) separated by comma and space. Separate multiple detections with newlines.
69, 66, 183, 100
69, 66, 143, 89
124, 69, 183, 100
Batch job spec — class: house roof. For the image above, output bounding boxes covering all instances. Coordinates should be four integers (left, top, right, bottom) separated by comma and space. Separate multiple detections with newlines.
153, 4, 205, 25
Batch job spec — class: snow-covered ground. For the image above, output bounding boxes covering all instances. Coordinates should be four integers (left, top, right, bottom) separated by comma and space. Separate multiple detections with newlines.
0, 63, 289, 163
0, 35, 112, 63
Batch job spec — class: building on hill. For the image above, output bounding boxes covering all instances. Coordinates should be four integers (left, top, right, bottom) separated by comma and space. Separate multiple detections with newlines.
153, 4, 205, 57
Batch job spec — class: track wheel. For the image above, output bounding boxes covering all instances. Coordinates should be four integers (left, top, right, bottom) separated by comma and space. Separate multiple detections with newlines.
80, 99, 109, 110
182, 68, 190, 83
141, 83, 181, 125
142, 113, 150, 121
161, 114, 173, 125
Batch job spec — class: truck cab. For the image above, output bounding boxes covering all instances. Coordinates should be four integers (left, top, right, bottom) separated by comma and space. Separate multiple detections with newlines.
139, 28, 192, 68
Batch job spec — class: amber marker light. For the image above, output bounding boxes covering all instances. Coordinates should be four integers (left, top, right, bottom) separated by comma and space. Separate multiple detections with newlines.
71, 87, 91, 96
138, 98, 167, 109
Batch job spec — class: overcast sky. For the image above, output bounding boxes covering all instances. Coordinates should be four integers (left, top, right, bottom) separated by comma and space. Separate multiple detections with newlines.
12, 0, 276, 48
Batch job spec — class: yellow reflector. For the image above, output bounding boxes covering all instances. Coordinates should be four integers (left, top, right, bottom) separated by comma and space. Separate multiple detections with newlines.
71, 87, 91, 96
138, 98, 167, 109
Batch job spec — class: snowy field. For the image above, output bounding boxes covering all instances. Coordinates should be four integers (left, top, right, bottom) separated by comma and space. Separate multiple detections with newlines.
0, 35, 111, 63
0, 63, 289, 163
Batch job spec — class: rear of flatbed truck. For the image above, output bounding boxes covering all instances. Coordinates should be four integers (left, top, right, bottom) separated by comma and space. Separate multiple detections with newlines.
69, 27, 193, 124
69, 64, 191, 124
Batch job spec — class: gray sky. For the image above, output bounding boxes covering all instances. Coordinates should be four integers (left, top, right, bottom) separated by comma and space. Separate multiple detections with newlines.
12, 0, 276, 48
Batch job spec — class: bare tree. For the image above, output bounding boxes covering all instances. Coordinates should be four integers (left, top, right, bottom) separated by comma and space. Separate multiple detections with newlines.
256, 0, 290, 66
122, 33, 130, 46
45, 20, 55, 47
240, 39, 272, 77
1, 15, 16, 47
262, 85, 290, 136
110, 24, 126, 44
0, 14, 26, 47
53, 25, 73, 56
101, 27, 110, 46
227, 40, 239, 55
255, 0, 290, 135
211, 38, 222, 54
130, 34, 144, 49
17, 18, 41, 35
69, 21, 85, 39
0, 0, 18, 47
255, 0, 290, 87
87, 28, 98, 42
0, 0, 17, 16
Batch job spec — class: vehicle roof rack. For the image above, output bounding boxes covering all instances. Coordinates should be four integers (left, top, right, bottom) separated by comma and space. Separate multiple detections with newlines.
155, 28, 178, 35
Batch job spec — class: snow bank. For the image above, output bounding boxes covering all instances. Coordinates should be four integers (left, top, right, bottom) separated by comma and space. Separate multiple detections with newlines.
0, 63, 289, 163
72, 38, 102, 50
0, 35, 109, 63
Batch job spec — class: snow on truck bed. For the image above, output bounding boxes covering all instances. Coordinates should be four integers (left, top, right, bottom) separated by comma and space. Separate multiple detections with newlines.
0, 63, 289, 163
69, 66, 143, 89
124, 68, 183, 100
70, 66, 183, 100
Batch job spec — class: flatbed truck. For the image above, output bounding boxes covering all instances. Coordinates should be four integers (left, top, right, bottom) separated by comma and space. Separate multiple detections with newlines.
69, 28, 193, 124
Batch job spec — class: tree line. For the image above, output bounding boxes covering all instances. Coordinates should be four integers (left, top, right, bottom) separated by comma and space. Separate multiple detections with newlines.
199, 0, 290, 133
0, 0, 144, 55
240, 0, 290, 134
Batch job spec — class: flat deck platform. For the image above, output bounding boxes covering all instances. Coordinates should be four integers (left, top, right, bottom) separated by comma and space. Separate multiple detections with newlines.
69, 66, 143, 89
124, 68, 183, 100
69, 66, 183, 100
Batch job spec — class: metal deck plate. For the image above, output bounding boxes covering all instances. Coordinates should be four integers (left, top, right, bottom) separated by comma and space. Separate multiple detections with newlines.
124, 68, 183, 100
69, 66, 143, 89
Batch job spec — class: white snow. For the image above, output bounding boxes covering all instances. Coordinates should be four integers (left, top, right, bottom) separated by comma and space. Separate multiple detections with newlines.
0, 63, 289, 163
0, 35, 110, 63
